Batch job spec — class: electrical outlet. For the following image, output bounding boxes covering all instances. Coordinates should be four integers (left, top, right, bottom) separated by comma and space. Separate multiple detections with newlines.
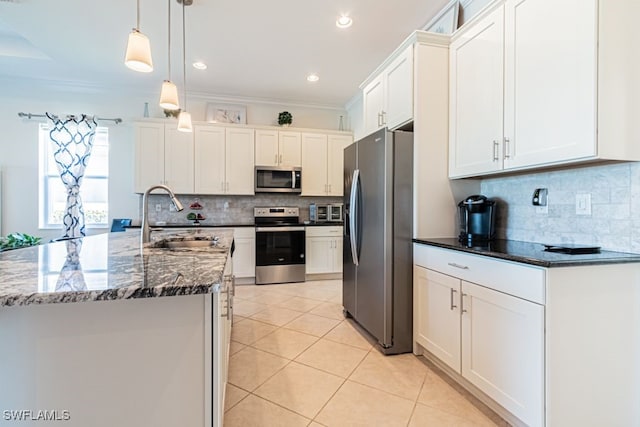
223, 201, 229, 210
155, 204, 162, 212
576, 193, 591, 215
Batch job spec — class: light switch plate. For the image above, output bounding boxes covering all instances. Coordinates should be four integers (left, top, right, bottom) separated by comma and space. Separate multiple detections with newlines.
576, 193, 591, 215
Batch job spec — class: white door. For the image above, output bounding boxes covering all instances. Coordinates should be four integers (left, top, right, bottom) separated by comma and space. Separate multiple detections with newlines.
305, 236, 333, 274
255, 129, 279, 166
449, 5, 505, 178
461, 281, 544, 427
503, 0, 597, 169
134, 122, 165, 193
413, 266, 461, 373
194, 126, 226, 194
327, 135, 352, 196
384, 45, 413, 129
164, 124, 194, 193
225, 128, 255, 195
278, 131, 302, 167
362, 74, 384, 136
301, 133, 328, 196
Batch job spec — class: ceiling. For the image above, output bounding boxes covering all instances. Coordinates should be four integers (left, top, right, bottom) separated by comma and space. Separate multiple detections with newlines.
0, 0, 450, 108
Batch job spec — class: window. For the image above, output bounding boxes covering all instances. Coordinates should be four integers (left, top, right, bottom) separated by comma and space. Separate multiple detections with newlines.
39, 124, 109, 229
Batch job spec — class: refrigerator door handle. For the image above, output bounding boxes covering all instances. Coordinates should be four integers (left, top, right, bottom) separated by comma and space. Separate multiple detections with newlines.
349, 169, 360, 266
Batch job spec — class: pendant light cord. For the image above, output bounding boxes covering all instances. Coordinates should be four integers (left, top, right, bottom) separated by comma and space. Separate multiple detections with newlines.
136, 0, 140, 30
182, 0, 187, 110
167, 0, 171, 80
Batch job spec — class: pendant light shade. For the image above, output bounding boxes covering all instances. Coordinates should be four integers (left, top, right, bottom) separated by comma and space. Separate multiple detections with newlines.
125, 29, 153, 72
177, 111, 193, 132
159, 82, 180, 110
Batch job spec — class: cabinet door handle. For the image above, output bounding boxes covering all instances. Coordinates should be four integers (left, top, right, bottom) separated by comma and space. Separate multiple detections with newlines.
461, 293, 468, 314
504, 137, 511, 159
226, 182, 230, 192
275, 153, 278, 164
221, 181, 224, 191
493, 140, 499, 161
450, 288, 458, 311
328, 184, 331, 194
279, 154, 283, 164
447, 262, 469, 270
381, 110, 386, 125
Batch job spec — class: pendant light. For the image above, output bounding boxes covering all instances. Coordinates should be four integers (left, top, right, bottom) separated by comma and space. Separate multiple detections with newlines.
159, 0, 180, 110
124, 0, 154, 72
177, 0, 193, 133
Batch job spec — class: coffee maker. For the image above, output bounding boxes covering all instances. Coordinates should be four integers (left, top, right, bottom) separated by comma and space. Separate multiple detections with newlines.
458, 195, 496, 243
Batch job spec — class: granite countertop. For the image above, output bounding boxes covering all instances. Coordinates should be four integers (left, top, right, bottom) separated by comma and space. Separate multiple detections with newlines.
0, 229, 233, 308
126, 223, 255, 229
413, 237, 640, 267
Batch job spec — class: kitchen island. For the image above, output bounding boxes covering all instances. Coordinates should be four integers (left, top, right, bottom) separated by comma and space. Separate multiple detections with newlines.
0, 229, 233, 427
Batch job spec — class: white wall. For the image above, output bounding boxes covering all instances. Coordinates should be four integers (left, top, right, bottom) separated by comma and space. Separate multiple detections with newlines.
0, 86, 346, 238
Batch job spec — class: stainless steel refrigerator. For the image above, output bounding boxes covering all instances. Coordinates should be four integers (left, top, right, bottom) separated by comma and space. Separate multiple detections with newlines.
343, 128, 413, 355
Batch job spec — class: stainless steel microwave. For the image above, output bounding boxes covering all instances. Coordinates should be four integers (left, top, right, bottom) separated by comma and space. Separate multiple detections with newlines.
255, 166, 302, 193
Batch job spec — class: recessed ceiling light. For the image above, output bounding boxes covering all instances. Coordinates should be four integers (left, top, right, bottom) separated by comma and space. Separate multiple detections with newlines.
336, 15, 353, 29
192, 61, 207, 70
307, 73, 320, 82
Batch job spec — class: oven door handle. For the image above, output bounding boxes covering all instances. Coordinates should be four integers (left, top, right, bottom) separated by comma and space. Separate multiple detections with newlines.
256, 226, 305, 232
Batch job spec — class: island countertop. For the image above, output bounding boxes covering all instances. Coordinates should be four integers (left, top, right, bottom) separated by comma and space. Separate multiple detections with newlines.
0, 229, 233, 308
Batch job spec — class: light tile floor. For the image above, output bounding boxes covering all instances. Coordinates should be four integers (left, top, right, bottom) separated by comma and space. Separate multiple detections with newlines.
225, 280, 510, 427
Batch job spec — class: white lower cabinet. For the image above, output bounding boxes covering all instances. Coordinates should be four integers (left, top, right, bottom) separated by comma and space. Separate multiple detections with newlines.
211, 258, 233, 427
232, 227, 255, 279
305, 226, 343, 275
413, 244, 544, 427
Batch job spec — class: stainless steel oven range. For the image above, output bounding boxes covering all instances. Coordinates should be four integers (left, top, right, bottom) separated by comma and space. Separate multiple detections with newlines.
254, 207, 305, 285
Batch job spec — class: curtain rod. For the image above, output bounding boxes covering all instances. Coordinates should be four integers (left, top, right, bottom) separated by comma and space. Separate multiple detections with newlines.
17, 112, 123, 124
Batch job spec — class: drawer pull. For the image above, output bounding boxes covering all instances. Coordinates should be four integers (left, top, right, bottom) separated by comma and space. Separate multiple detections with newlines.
448, 262, 469, 270
450, 288, 457, 311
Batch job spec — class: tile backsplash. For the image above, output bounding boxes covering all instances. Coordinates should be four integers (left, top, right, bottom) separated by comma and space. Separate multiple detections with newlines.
142, 194, 342, 225
480, 162, 640, 253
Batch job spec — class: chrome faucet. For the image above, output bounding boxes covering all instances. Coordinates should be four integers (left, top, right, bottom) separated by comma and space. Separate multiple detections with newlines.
141, 184, 184, 244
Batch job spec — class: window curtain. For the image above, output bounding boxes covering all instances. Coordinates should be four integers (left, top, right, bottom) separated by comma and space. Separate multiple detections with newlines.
46, 113, 97, 238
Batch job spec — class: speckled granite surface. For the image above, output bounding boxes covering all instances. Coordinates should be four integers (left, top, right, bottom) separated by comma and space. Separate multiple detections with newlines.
413, 238, 640, 267
0, 229, 233, 307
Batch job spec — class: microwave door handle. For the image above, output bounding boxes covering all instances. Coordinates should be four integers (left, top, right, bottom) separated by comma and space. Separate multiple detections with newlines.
292, 170, 296, 189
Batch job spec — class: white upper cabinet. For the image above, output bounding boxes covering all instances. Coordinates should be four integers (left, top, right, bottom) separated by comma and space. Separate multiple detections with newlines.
278, 131, 302, 167
254, 130, 279, 166
449, 5, 505, 177
225, 128, 255, 195
361, 45, 414, 136
255, 130, 301, 167
502, 0, 596, 169
301, 133, 352, 197
194, 126, 226, 194
134, 122, 194, 194
449, 0, 640, 178
362, 75, 384, 136
301, 133, 328, 196
193, 125, 254, 195
327, 135, 352, 196
134, 122, 165, 193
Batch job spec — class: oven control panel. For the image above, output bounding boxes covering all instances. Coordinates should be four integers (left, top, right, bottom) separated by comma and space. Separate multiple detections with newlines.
254, 207, 299, 217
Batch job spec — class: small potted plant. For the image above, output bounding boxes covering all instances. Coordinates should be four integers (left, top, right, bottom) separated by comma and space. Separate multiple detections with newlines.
278, 111, 293, 127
